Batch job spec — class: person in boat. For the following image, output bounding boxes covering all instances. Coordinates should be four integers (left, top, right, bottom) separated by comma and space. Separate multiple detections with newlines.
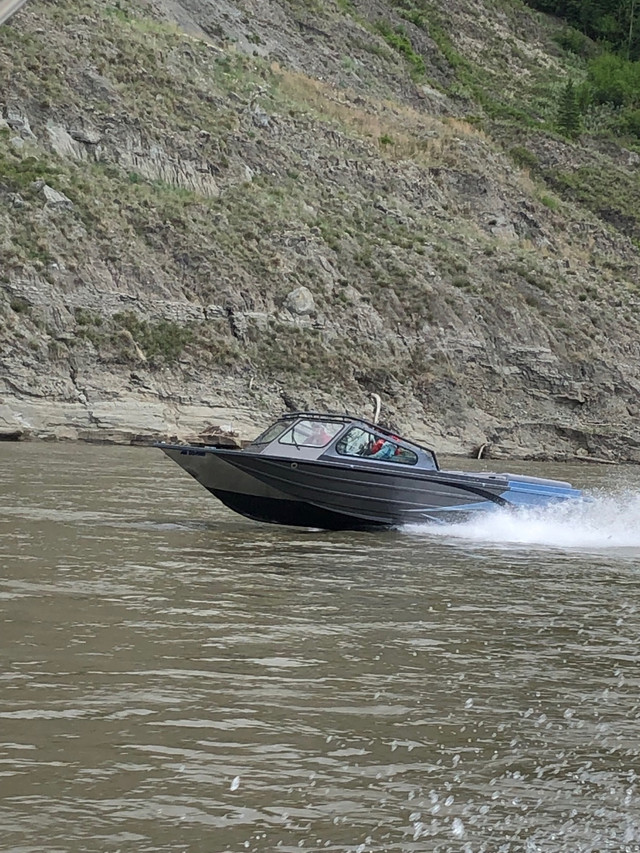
368, 435, 400, 459
304, 422, 333, 446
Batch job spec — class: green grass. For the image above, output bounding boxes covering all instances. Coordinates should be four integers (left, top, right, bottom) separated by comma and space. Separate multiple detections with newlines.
375, 20, 425, 77
0, 149, 63, 193
548, 165, 640, 238
112, 311, 192, 362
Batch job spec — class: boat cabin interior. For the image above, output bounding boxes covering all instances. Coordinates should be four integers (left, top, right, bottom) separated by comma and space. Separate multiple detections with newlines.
243, 412, 439, 470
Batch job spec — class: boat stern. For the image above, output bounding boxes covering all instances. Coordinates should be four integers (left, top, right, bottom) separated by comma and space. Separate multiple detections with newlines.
502, 473, 583, 508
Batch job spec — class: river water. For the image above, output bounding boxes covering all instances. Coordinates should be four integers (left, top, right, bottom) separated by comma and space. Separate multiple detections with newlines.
1, 443, 640, 853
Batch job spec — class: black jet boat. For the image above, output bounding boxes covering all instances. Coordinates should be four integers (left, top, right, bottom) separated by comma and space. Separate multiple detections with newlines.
156, 411, 584, 530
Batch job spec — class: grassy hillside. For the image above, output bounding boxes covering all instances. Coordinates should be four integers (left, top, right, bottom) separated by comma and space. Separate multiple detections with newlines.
1, 0, 640, 458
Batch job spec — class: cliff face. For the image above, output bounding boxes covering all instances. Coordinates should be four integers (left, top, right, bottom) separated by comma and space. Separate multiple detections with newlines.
1, 0, 640, 461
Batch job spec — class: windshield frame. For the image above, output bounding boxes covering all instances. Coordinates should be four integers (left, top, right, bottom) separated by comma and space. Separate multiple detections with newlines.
278, 418, 345, 448
250, 422, 289, 445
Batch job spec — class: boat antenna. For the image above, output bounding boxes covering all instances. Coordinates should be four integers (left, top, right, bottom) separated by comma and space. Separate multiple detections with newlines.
0, 0, 29, 26
371, 393, 381, 425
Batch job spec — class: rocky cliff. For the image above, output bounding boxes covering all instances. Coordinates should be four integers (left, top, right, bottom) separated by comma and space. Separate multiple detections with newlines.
1, 0, 640, 461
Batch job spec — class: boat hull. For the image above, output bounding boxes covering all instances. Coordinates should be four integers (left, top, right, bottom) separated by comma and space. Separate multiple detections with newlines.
217, 451, 508, 526
210, 488, 388, 530
159, 445, 538, 528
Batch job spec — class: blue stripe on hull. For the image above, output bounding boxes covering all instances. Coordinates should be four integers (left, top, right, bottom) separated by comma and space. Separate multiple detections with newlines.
503, 479, 582, 507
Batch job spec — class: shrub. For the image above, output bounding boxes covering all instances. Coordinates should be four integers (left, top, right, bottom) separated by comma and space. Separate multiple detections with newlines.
586, 53, 640, 107
540, 194, 559, 210
375, 21, 425, 77
554, 27, 592, 57
620, 107, 640, 137
509, 145, 539, 170
10, 297, 31, 314
113, 311, 192, 362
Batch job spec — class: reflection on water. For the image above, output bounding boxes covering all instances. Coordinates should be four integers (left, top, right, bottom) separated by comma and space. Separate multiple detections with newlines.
1, 443, 640, 852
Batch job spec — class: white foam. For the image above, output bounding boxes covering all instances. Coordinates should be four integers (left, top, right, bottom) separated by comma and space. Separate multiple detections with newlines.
404, 492, 640, 551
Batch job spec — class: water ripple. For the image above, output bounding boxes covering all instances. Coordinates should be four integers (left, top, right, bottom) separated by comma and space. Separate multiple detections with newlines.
1, 445, 639, 851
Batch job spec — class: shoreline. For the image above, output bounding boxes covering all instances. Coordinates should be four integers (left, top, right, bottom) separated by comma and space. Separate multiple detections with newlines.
1, 392, 636, 465
0, 413, 627, 467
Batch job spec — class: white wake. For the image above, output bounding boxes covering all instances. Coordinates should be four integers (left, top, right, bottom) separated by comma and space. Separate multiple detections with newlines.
405, 491, 640, 551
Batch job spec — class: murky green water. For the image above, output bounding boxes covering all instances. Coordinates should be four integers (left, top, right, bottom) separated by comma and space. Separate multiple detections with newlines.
1, 443, 639, 852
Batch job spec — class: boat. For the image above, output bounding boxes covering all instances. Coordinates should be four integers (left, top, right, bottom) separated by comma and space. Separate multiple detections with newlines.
156, 411, 584, 530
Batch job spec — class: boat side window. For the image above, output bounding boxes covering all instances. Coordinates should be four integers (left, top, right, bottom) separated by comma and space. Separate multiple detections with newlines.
252, 422, 289, 444
279, 419, 343, 448
336, 427, 418, 465
335, 427, 371, 457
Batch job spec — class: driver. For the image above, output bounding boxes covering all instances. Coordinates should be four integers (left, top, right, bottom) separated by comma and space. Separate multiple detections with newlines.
369, 434, 401, 459
304, 422, 332, 445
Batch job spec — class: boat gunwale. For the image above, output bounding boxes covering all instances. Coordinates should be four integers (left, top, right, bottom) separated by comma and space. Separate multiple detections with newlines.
157, 442, 510, 488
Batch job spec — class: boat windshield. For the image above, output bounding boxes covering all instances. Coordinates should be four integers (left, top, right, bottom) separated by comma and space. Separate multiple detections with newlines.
252, 421, 289, 444
279, 419, 344, 448
335, 426, 419, 465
